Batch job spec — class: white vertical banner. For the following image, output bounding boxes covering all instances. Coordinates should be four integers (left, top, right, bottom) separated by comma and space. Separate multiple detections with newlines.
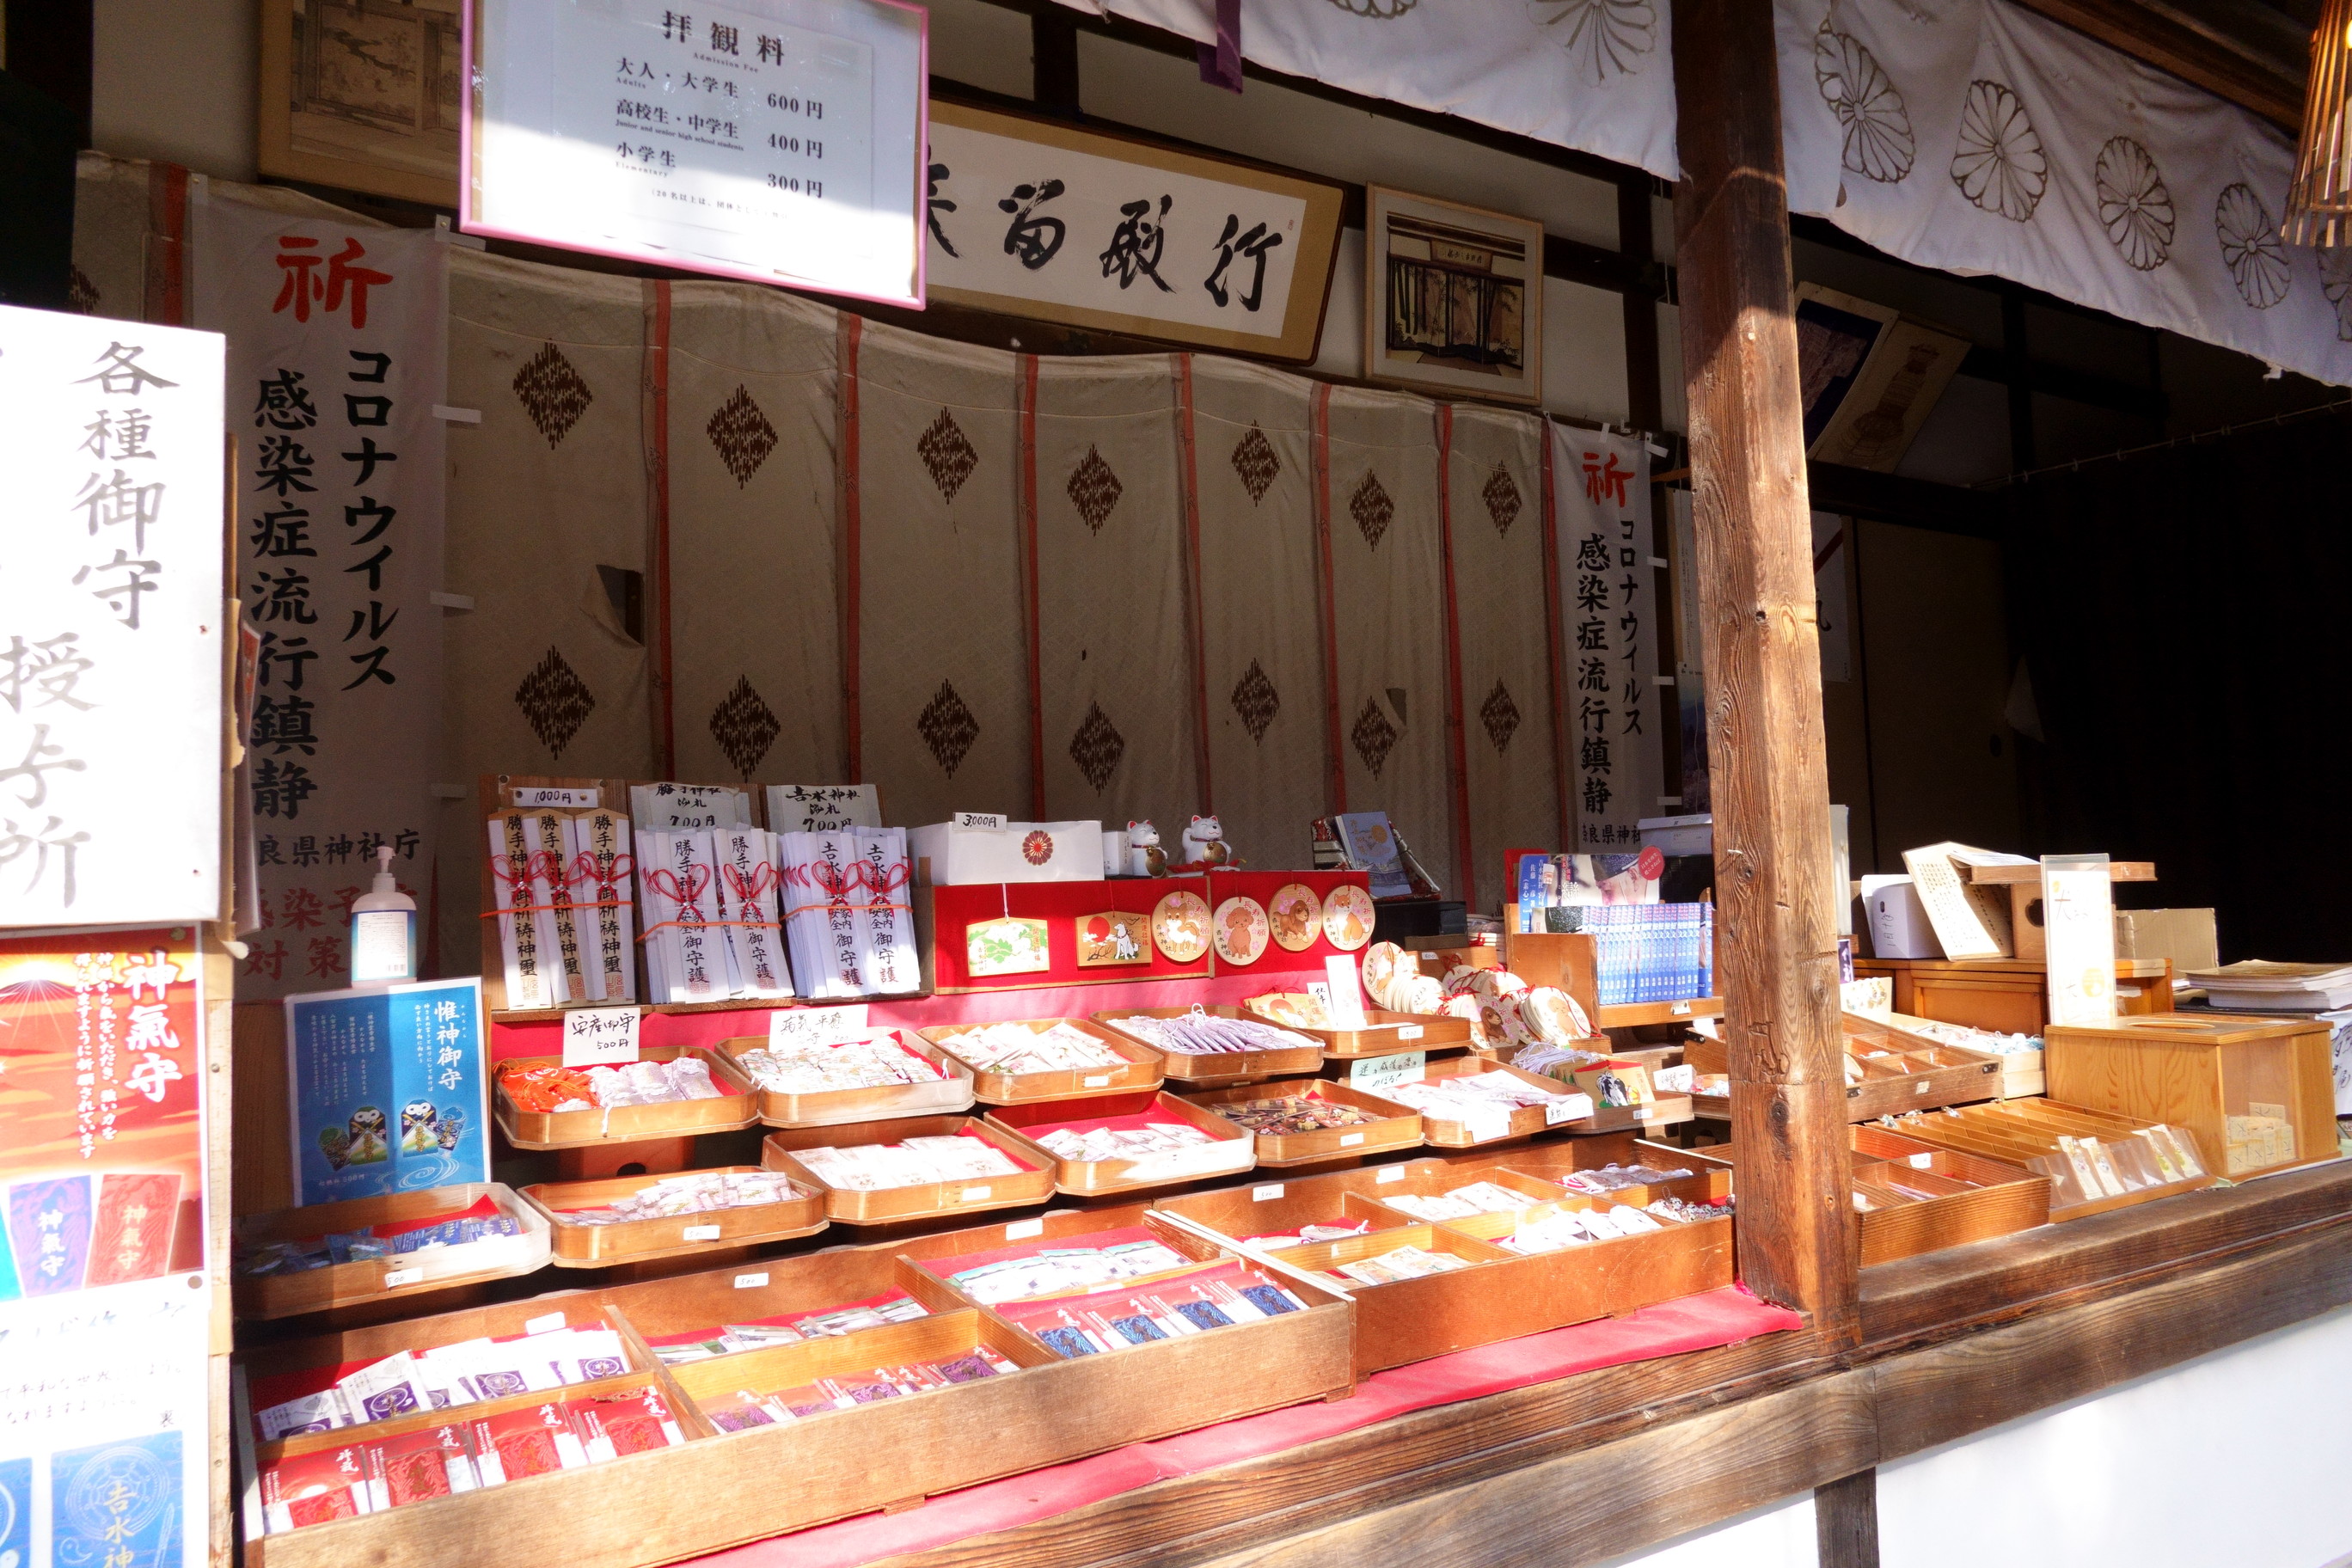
0, 305, 225, 926
1549, 424, 1660, 848
192, 194, 448, 997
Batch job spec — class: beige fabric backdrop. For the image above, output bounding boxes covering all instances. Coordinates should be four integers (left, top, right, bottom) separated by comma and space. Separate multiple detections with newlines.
1321, 386, 1460, 901
1190, 358, 1329, 870
1032, 355, 1197, 827
854, 322, 1029, 825
1445, 404, 1563, 899
439, 248, 655, 972
664, 282, 844, 786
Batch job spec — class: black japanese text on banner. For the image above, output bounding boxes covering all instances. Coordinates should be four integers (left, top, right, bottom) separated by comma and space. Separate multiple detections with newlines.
193, 194, 449, 998
0, 307, 226, 926
1549, 424, 1659, 848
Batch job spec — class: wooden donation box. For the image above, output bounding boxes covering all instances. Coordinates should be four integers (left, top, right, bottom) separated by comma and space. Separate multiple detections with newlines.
2044, 1014, 2337, 1179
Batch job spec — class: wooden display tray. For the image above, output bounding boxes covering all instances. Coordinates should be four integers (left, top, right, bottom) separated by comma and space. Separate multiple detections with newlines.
1841, 1014, 2006, 1120
1882, 1012, 2043, 1098
1182, 1079, 1424, 1167
519, 1166, 829, 1268
1441, 1199, 1736, 1320
1479, 1140, 1726, 1210
1155, 1171, 1426, 1247
916, 1018, 1166, 1105
1351, 1164, 1570, 1221
762, 1115, 1058, 1223
1877, 1099, 2220, 1220
598, 1251, 975, 1355
715, 1032, 977, 1127
1241, 1002, 1476, 1058
1406, 1055, 1603, 1147
493, 1046, 760, 1149
232, 1183, 551, 1322
1092, 1005, 1325, 1085
983, 1090, 1258, 1194
2044, 1012, 2337, 1180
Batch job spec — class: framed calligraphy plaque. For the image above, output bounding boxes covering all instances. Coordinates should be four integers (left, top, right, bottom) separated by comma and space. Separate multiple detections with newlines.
925, 98, 1346, 363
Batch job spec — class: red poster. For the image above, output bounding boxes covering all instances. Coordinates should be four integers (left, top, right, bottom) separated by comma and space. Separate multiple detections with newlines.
0, 928, 206, 1298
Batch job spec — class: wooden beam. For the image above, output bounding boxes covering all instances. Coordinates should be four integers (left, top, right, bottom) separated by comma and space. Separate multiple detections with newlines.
1669, 0, 1855, 1333
1804, 461, 2003, 540
1814, 1468, 1882, 1568
2006, 0, 2306, 130
1030, 7, 1081, 117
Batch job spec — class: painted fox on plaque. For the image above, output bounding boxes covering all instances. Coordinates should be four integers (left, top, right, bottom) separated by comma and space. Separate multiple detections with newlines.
1077, 911, 1152, 967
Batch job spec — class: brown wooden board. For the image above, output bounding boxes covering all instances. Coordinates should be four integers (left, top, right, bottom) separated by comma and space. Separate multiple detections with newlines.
1181, 1079, 1426, 1167
520, 1167, 828, 1267
493, 1046, 761, 1150
761, 1116, 1058, 1223
915, 1018, 1166, 1105
715, 1032, 978, 1127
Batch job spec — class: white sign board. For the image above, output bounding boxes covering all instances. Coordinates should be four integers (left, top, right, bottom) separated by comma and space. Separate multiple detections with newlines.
2043, 854, 2118, 1028
562, 1005, 645, 1066
466, 0, 926, 307
765, 782, 880, 832
0, 307, 224, 926
1552, 424, 1659, 848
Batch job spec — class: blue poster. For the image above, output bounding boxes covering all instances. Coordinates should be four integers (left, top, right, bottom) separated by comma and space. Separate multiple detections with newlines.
51, 1432, 181, 1568
284, 977, 487, 1205
0, 1456, 29, 1568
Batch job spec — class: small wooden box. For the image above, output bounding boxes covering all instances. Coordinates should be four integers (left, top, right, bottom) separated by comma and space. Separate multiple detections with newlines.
1871, 1099, 2215, 1221
1091, 1005, 1325, 1085
983, 1090, 1258, 1194
1486, 1140, 1725, 1209
1253, 1006, 1476, 1058
1181, 1079, 1424, 1167
2045, 1014, 2337, 1179
520, 1167, 828, 1268
762, 1116, 1057, 1223
1841, 1014, 2006, 1119
597, 1249, 976, 1354
1407, 1055, 1602, 1147
916, 1018, 1165, 1105
1853, 956, 2175, 1034
493, 1046, 761, 1149
1442, 1200, 1735, 1317
714, 1032, 977, 1127
233, 1184, 551, 1322
1155, 1176, 1420, 1248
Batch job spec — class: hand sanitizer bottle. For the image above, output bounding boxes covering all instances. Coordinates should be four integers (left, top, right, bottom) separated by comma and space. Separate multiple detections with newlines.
350, 846, 419, 984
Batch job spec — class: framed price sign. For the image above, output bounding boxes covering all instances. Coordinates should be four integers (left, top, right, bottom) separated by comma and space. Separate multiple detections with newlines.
462, 0, 927, 306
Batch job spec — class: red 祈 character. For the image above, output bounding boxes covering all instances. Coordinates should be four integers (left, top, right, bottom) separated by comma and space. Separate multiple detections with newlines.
273, 236, 394, 328
1581, 450, 1631, 508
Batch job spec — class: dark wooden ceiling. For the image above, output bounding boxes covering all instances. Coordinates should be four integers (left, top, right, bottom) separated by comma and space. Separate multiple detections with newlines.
2017, 0, 2318, 127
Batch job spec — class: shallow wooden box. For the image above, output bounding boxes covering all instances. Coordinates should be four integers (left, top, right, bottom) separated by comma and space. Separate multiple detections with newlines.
1882, 1013, 2044, 1098
1406, 1055, 1602, 1147
597, 1247, 976, 1359
493, 1046, 761, 1149
1253, 1006, 1476, 1059
916, 1018, 1165, 1105
762, 1115, 1058, 1223
1354, 1164, 1571, 1222
233, 1183, 551, 1322
235, 1295, 688, 1568
2045, 1013, 2337, 1180
1155, 1173, 1424, 1248
1182, 1079, 1424, 1167
715, 1032, 977, 1127
1485, 1139, 1725, 1209
1841, 1013, 2006, 1120
1442, 1199, 1736, 1320
1863, 1100, 2211, 1222
520, 1167, 828, 1268
1092, 1005, 1324, 1086
984, 1090, 1258, 1194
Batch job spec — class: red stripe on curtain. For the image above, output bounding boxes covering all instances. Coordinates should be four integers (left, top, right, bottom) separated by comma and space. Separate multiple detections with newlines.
1435, 404, 1477, 911
1019, 353, 1044, 821
145, 162, 187, 325
1173, 354, 1214, 812
644, 279, 675, 773
1539, 422, 1571, 850
1309, 383, 1345, 815
838, 313, 865, 782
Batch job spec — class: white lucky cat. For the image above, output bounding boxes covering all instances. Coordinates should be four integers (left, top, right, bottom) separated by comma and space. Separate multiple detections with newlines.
1125, 819, 1167, 878
1181, 814, 1232, 867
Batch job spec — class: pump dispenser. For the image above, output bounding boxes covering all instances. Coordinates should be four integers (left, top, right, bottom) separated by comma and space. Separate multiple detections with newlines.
350, 846, 420, 983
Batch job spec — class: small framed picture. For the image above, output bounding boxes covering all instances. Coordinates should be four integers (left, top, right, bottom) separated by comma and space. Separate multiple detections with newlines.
1363, 186, 1543, 406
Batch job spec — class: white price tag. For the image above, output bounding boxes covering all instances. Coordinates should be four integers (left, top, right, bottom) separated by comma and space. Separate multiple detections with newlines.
1339, 1132, 1365, 1148
1543, 1093, 1595, 1126
382, 1267, 423, 1289
734, 1272, 770, 1289
1910, 1153, 1935, 1168
681, 1224, 721, 1241
1377, 1164, 1404, 1183
561, 1006, 642, 1067
954, 812, 1007, 830
1252, 1184, 1284, 1202
524, 1311, 567, 1335
513, 787, 598, 808
768, 1003, 871, 1049
1005, 1218, 1044, 1240
1082, 1074, 1111, 1087
1324, 955, 1369, 1029
1670, 1000, 1693, 1016
1396, 1024, 1424, 1041
1350, 1050, 1425, 1094
959, 1185, 992, 1202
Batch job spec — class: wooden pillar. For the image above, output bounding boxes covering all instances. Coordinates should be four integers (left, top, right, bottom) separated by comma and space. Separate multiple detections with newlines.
1815, 1467, 1883, 1568
1669, 0, 1857, 1335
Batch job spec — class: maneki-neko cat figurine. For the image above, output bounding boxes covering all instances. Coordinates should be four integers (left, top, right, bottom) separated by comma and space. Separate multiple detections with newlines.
1179, 814, 1233, 868
1125, 820, 1167, 878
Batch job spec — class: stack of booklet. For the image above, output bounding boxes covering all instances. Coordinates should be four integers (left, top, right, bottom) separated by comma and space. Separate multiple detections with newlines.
2186, 960, 2352, 1011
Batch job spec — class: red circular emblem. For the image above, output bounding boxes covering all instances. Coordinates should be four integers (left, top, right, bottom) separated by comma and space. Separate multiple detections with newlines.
1021, 830, 1054, 867
1636, 845, 1666, 881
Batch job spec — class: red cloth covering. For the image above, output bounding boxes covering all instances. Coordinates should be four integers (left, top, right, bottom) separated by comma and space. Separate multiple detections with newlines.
683, 1285, 1802, 1568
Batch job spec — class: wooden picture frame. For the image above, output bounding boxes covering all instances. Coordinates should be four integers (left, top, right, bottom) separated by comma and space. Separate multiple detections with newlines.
925, 97, 1347, 363
259, 0, 464, 207
1363, 185, 1544, 406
